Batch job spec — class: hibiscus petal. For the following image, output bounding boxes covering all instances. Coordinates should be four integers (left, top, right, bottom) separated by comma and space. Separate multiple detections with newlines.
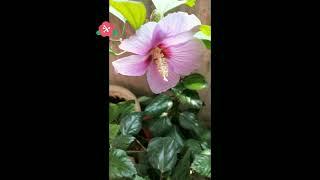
153, 12, 201, 42
161, 31, 194, 47
167, 39, 204, 75
119, 22, 157, 55
112, 55, 150, 76
147, 62, 180, 94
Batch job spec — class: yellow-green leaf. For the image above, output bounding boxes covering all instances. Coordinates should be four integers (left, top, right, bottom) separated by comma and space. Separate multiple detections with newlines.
185, 0, 197, 7
110, 0, 146, 30
200, 25, 211, 36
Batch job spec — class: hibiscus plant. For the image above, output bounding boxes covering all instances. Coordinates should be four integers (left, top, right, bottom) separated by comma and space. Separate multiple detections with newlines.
107, 0, 212, 179
109, 73, 211, 180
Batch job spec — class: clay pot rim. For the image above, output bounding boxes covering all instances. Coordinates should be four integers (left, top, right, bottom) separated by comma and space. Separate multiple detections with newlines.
109, 85, 141, 112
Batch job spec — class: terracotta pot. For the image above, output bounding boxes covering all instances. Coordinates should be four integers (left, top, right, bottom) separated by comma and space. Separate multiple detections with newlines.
109, 85, 141, 112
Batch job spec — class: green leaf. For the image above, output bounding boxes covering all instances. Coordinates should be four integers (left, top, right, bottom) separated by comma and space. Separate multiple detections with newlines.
182, 73, 208, 91
135, 153, 150, 176
147, 137, 178, 173
109, 48, 117, 55
149, 116, 172, 137
117, 100, 136, 119
185, 0, 197, 7
178, 112, 201, 135
134, 175, 147, 180
109, 124, 120, 141
184, 139, 202, 157
151, 0, 185, 15
167, 126, 184, 152
120, 112, 143, 135
200, 25, 211, 36
194, 25, 211, 49
109, 5, 126, 23
191, 149, 211, 178
109, 103, 120, 123
138, 96, 154, 107
202, 40, 211, 49
174, 90, 203, 109
171, 82, 186, 95
152, 0, 196, 15
110, 0, 146, 30
144, 94, 173, 117
109, 149, 137, 178
171, 149, 192, 180
96, 30, 101, 35
111, 135, 135, 150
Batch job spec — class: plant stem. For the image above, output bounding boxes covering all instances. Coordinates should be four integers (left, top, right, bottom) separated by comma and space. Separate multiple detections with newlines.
126, 150, 145, 153
160, 172, 163, 180
135, 138, 147, 151
122, 22, 126, 37
109, 37, 122, 42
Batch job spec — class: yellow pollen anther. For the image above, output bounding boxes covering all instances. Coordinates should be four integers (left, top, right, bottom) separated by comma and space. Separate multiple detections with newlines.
151, 47, 169, 81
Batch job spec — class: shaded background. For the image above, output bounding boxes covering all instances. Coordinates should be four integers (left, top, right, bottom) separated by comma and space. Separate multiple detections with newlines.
109, 0, 211, 127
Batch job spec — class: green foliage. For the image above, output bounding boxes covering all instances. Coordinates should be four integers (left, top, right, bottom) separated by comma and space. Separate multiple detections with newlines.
109, 124, 120, 141
171, 150, 192, 180
110, 0, 146, 30
182, 73, 208, 90
108, 73, 211, 179
190, 149, 211, 178
147, 137, 178, 173
120, 112, 143, 136
111, 135, 135, 150
151, 0, 197, 16
109, 149, 137, 179
194, 25, 212, 49
185, 0, 197, 7
144, 94, 173, 117
149, 115, 172, 137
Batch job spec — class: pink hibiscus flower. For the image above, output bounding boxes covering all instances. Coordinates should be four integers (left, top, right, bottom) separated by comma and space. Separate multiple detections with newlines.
112, 12, 204, 94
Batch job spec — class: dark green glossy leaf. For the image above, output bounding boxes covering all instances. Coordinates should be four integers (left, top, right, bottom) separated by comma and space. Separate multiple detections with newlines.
190, 149, 211, 178
120, 112, 143, 135
147, 137, 178, 173
149, 116, 172, 137
184, 139, 202, 157
171, 149, 192, 180
171, 82, 186, 94
144, 94, 173, 117
175, 90, 203, 109
182, 73, 208, 90
167, 126, 184, 152
133, 175, 147, 180
138, 96, 154, 107
111, 135, 135, 150
178, 112, 201, 135
109, 149, 137, 178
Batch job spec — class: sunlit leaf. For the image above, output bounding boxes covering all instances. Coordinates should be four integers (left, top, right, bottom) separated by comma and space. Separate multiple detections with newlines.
109, 5, 126, 23
110, 0, 146, 30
